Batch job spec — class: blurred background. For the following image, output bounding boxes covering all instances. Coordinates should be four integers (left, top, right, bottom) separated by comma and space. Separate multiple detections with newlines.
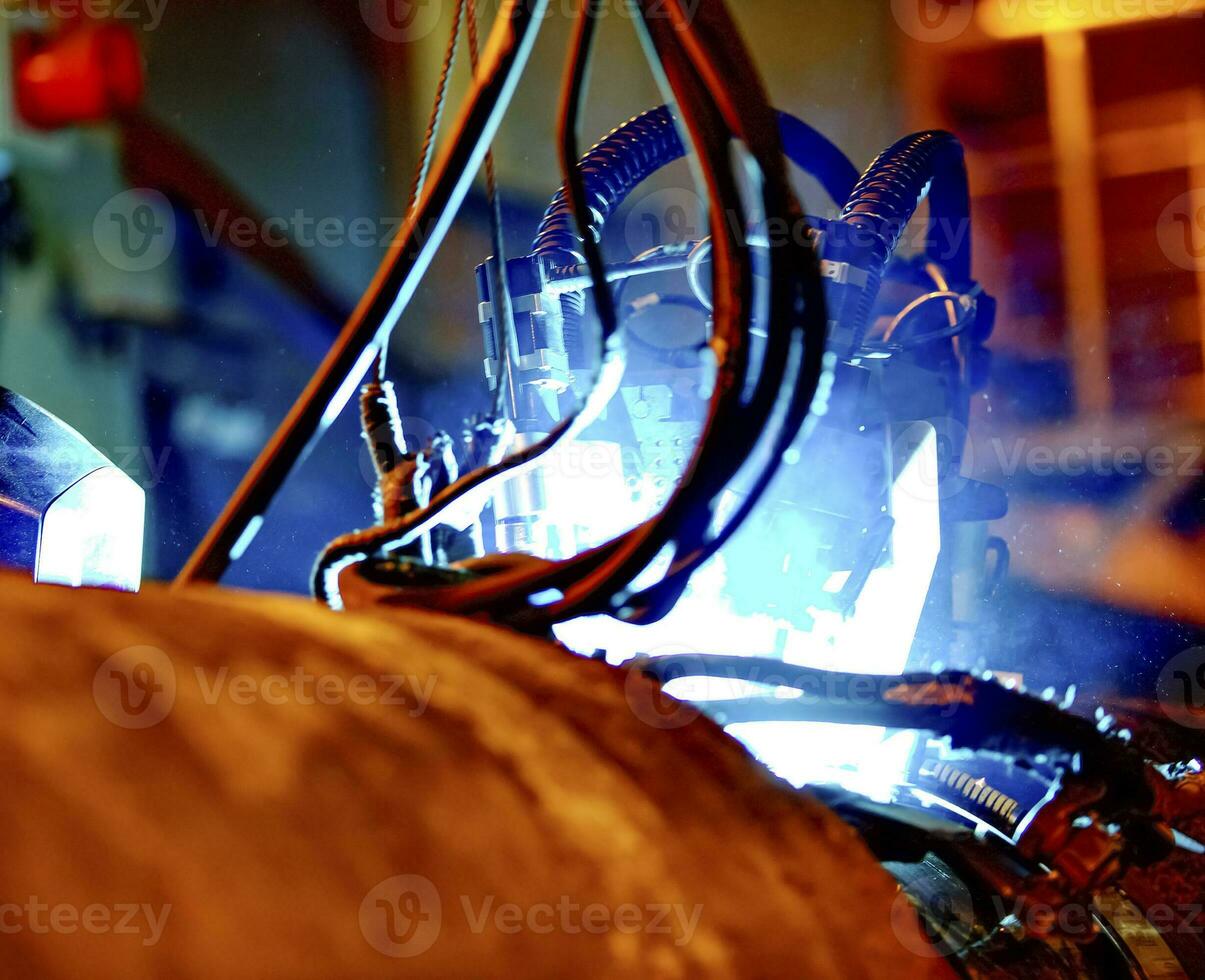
1, 0, 1204, 691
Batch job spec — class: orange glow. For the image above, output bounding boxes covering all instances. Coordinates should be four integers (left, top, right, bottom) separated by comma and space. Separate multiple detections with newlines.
977, 0, 1205, 38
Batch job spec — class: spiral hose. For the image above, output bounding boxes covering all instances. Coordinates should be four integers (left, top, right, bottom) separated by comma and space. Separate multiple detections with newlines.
834, 130, 970, 343
531, 104, 858, 363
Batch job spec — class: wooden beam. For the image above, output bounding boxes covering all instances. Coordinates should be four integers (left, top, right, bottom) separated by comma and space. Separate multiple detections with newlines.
1044, 29, 1112, 414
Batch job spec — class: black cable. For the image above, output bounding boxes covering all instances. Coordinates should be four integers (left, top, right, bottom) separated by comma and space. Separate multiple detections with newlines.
316, 0, 826, 627
529, 0, 821, 627
313, 0, 646, 602
313, 0, 630, 605
635, 655, 1151, 808
509, 0, 768, 627
612, 0, 834, 622
317, 0, 760, 616
176, 0, 550, 587
558, 0, 618, 348
834, 130, 971, 346
532, 104, 857, 362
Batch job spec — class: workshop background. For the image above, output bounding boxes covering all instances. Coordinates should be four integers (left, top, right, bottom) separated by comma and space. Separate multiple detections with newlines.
1, 0, 1203, 692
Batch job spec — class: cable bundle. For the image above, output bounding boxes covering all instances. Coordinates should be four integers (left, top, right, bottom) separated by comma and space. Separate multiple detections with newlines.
312, 0, 832, 634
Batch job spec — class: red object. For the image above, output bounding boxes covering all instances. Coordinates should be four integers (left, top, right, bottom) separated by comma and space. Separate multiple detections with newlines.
13, 22, 144, 130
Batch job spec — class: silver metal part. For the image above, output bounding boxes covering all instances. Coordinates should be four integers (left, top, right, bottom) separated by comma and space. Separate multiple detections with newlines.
493, 432, 553, 557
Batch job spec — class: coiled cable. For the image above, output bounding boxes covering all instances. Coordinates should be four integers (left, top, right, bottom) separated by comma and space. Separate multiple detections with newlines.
532, 103, 856, 364
833, 129, 970, 345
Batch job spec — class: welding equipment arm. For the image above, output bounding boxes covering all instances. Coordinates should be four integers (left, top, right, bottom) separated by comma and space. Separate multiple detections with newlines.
511, 0, 818, 629
316, 0, 822, 625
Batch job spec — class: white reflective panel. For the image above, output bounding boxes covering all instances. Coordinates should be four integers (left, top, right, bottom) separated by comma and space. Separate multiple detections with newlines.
37, 467, 145, 592
555, 424, 943, 796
